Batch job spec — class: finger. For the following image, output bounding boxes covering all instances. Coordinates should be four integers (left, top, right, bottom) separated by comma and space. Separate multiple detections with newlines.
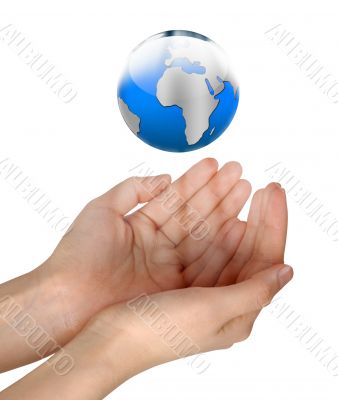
235, 183, 279, 266
215, 187, 265, 285
161, 161, 243, 245
177, 179, 251, 266
238, 184, 287, 280
252, 185, 287, 264
185, 220, 246, 287
217, 264, 293, 321
140, 158, 218, 228
216, 182, 281, 286
94, 175, 171, 215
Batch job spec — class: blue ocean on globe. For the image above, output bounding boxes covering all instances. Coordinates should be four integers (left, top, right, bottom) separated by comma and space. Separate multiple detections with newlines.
118, 30, 239, 152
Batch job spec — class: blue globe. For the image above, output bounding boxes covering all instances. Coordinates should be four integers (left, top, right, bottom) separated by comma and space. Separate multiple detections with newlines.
117, 30, 239, 152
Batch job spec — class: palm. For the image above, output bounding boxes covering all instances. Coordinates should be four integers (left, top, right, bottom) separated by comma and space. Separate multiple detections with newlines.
51, 159, 286, 330
125, 163, 286, 290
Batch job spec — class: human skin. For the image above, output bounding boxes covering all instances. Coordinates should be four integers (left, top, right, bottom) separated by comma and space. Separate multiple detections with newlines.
0, 158, 290, 372
0, 263, 293, 399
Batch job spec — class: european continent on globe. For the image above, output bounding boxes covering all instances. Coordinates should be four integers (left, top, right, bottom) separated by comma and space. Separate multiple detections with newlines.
118, 30, 239, 152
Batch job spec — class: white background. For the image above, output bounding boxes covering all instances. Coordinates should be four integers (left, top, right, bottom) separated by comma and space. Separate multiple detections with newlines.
1, 0, 338, 398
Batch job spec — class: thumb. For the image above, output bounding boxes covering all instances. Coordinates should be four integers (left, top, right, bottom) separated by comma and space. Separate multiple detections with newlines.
94, 174, 171, 215
219, 264, 293, 318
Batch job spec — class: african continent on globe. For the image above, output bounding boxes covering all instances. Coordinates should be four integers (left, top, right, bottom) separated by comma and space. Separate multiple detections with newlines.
117, 30, 239, 152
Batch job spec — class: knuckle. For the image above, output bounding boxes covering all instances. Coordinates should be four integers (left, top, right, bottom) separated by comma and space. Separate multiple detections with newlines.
255, 283, 272, 309
85, 198, 98, 209
244, 322, 254, 338
238, 332, 250, 342
237, 322, 254, 342
241, 327, 250, 342
128, 176, 139, 186
221, 343, 233, 350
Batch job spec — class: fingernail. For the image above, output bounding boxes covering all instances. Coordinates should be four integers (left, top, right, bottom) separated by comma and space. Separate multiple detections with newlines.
274, 182, 282, 188
278, 265, 293, 289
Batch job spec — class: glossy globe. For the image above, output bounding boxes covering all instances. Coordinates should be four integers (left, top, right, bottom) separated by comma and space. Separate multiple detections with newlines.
117, 30, 239, 152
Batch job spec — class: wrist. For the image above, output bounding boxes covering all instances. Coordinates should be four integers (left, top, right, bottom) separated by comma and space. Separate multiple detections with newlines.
33, 258, 81, 343
0, 263, 69, 371
81, 309, 156, 390
35, 260, 152, 387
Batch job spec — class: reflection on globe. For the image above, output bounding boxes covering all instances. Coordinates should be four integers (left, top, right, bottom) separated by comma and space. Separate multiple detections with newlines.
117, 30, 239, 152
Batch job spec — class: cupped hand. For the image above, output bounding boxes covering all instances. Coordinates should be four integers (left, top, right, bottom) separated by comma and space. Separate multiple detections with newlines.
82, 262, 293, 385
40, 158, 288, 343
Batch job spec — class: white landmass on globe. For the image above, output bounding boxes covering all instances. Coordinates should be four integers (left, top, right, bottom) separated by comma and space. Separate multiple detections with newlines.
156, 37, 238, 145
118, 97, 140, 135
164, 39, 239, 95
157, 67, 218, 145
